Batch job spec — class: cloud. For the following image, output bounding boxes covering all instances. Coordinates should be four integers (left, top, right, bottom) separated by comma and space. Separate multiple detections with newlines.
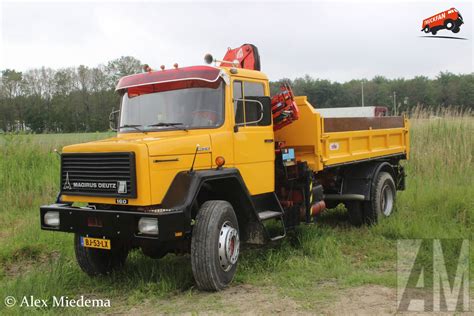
1, 1, 472, 81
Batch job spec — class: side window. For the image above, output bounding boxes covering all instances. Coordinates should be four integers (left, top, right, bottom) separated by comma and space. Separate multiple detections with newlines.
233, 81, 244, 124
243, 82, 266, 126
244, 82, 264, 97
232, 80, 270, 127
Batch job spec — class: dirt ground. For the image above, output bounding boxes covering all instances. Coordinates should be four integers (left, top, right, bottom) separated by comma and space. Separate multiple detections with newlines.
119, 285, 396, 315
121, 284, 301, 315
118, 284, 474, 315
320, 285, 397, 315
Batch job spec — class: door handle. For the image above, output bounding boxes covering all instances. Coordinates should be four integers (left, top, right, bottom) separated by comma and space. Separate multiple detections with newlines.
264, 139, 274, 143
153, 158, 179, 163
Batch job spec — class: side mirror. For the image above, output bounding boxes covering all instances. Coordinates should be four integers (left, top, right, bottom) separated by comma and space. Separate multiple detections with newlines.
109, 108, 120, 131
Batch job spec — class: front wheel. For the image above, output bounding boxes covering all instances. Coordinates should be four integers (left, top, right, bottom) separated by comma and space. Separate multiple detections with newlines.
452, 27, 460, 33
191, 200, 240, 291
74, 234, 129, 276
445, 20, 455, 30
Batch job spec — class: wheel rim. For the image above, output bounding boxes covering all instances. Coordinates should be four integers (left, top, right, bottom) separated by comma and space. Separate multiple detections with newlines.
218, 221, 240, 272
447, 22, 453, 29
381, 184, 394, 216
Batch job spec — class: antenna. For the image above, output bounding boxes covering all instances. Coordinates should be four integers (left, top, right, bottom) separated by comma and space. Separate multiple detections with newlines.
189, 144, 200, 173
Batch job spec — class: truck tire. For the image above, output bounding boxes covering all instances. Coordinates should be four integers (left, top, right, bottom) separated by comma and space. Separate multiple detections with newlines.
74, 234, 129, 276
346, 201, 364, 226
452, 27, 460, 33
431, 29, 437, 35
191, 200, 240, 291
423, 26, 430, 33
363, 172, 396, 225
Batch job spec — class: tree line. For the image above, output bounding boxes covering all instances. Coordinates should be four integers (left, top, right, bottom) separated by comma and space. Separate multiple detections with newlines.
270, 73, 474, 115
0, 56, 142, 133
1, 56, 472, 133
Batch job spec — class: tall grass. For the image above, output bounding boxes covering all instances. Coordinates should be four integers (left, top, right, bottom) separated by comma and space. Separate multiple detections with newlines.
0, 117, 472, 314
409, 105, 472, 119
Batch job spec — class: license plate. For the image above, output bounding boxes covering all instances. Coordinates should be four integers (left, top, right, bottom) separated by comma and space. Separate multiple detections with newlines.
81, 237, 111, 250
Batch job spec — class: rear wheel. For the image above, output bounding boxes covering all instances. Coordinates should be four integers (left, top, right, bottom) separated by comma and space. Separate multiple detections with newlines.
423, 26, 430, 33
363, 172, 396, 224
74, 234, 129, 276
191, 200, 240, 291
431, 29, 437, 35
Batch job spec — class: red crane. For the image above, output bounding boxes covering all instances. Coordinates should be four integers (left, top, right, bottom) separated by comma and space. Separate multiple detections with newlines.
220, 44, 299, 131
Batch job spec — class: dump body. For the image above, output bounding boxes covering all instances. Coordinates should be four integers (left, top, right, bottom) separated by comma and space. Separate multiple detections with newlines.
275, 96, 409, 172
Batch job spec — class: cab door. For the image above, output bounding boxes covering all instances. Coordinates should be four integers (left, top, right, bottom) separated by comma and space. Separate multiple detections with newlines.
232, 79, 274, 195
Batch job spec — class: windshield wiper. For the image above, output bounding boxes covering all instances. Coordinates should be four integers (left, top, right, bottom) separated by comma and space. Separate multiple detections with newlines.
147, 122, 188, 131
119, 124, 145, 132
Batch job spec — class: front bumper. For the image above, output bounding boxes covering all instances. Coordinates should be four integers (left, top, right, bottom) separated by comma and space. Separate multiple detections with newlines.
40, 204, 188, 241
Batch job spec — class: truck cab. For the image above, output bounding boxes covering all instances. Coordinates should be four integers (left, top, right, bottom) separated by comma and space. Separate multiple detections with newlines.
59, 66, 274, 206
40, 45, 409, 291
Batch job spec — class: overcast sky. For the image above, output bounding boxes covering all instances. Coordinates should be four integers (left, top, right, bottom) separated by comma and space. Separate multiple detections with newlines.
0, 0, 472, 82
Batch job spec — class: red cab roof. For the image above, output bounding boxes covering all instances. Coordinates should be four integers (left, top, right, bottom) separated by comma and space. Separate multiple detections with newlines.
115, 65, 222, 91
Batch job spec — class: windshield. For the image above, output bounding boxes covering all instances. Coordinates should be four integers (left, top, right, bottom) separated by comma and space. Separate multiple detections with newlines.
120, 81, 224, 132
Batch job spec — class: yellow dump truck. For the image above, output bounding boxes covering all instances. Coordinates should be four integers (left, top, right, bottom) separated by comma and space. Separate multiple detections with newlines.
40, 44, 409, 291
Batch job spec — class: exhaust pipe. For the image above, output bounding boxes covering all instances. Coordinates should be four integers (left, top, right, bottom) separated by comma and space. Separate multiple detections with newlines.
323, 194, 365, 201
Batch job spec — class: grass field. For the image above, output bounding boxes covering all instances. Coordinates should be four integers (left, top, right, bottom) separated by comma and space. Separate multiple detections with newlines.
0, 117, 473, 314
